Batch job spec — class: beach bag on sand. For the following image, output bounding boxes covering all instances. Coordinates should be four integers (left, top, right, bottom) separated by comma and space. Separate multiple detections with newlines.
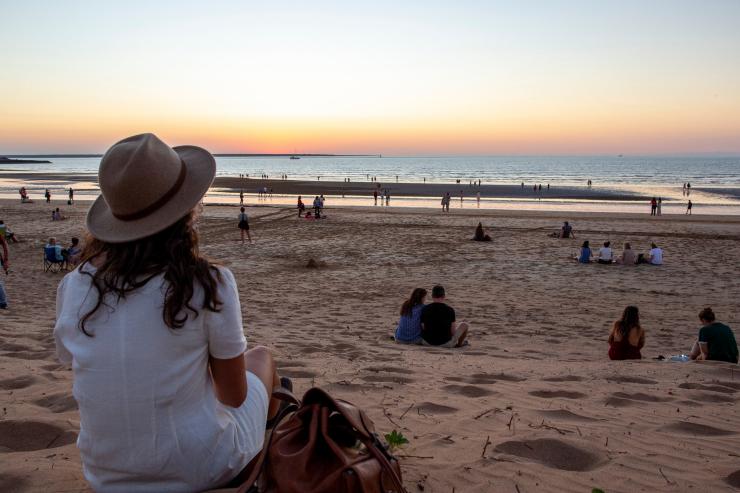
218, 387, 406, 493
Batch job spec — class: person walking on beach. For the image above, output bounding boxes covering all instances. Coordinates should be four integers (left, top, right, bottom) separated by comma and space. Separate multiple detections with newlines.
650, 197, 657, 216
686, 182, 691, 195
68, 187, 74, 204
686, 200, 693, 215
657, 197, 662, 216
297, 196, 305, 217
420, 285, 469, 348
238, 206, 251, 244
476, 191, 480, 206
373, 189, 378, 205
239, 189, 244, 205
313, 195, 321, 218
385, 190, 390, 206
53, 133, 285, 492
0, 231, 9, 309
682, 183, 686, 196
45, 188, 51, 203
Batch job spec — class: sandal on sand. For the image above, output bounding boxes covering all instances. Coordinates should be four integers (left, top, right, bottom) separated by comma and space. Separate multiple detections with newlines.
266, 377, 295, 429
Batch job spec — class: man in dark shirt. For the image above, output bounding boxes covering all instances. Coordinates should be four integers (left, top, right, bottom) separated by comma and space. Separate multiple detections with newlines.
559, 221, 575, 239
690, 307, 738, 363
420, 285, 469, 347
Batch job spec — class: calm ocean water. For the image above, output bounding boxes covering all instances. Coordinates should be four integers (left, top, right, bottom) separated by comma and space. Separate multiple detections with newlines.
3, 155, 740, 187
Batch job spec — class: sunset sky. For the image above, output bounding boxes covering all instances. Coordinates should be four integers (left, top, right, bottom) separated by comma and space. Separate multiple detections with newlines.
2, 1, 739, 155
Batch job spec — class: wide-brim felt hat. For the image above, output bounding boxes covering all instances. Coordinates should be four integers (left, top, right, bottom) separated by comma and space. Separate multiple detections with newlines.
86, 133, 215, 243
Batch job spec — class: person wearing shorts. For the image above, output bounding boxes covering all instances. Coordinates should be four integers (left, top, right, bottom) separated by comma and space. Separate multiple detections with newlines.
238, 206, 251, 244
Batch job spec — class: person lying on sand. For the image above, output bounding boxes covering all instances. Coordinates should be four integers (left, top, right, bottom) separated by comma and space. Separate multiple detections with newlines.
597, 241, 613, 264
54, 133, 285, 492
472, 222, 491, 242
395, 288, 427, 344
577, 240, 593, 263
689, 307, 738, 363
420, 285, 469, 348
615, 242, 636, 265
608, 306, 645, 360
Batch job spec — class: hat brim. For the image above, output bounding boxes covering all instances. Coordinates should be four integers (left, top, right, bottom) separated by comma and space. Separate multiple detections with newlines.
86, 145, 216, 243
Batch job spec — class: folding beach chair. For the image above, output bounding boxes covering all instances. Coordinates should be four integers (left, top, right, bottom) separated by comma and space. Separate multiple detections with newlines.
43, 246, 65, 273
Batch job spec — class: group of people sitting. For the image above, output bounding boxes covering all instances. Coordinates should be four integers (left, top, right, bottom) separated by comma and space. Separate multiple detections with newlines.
51, 207, 66, 221
608, 306, 738, 363
578, 241, 663, 265
394, 285, 470, 347
45, 237, 82, 269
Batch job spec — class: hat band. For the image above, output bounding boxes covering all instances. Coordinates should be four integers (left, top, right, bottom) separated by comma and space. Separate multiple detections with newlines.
112, 159, 188, 221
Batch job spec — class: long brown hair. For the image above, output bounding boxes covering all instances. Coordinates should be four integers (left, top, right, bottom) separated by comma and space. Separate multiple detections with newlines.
614, 305, 641, 337
400, 288, 427, 317
78, 211, 222, 335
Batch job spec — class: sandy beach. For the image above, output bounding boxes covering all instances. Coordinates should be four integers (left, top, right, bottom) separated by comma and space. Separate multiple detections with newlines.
1, 198, 740, 492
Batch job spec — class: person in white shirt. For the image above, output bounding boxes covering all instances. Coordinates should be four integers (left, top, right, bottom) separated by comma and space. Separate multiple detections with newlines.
648, 243, 663, 264
54, 134, 282, 492
597, 241, 613, 264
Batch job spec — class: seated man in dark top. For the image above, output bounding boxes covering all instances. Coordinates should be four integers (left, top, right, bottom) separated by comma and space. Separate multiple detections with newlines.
559, 221, 574, 239
690, 307, 739, 363
420, 285, 469, 348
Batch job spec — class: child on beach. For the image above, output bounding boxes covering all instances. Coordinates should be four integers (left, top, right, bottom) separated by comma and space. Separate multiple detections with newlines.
395, 288, 427, 344
577, 241, 592, 263
608, 306, 645, 360
54, 133, 283, 492
238, 206, 251, 244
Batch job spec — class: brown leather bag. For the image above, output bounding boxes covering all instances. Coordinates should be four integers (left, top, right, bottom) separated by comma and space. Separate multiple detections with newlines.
231, 387, 406, 493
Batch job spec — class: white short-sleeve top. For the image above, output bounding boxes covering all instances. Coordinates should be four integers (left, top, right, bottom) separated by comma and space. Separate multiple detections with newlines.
54, 265, 251, 492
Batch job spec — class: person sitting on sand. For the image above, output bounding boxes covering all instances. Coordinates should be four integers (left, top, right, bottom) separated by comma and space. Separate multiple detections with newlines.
559, 221, 575, 239
19, 187, 33, 203
645, 242, 663, 265
608, 306, 645, 360
65, 237, 82, 268
689, 307, 738, 363
0, 220, 19, 243
616, 242, 636, 265
52, 207, 65, 221
420, 285, 469, 348
395, 288, 427, 345
53, 133, 284, 492
472, 222, 491, 242
577, 241, 592, 263
597, 241, 613, 264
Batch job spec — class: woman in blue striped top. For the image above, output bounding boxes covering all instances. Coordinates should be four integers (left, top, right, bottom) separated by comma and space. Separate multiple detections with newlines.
395, 288, 427, 344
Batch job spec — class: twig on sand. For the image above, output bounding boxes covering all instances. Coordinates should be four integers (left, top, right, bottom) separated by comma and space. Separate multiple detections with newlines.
481, 435, 492, 458
529, 420, 572, 435
383, 407, 400, 428
659, 467, 675, 485
397, 454, 434, 459
474, 408, 498, 420
400, 402, 414, 420
515, 484, 521, 493
507, 413, 517, 433
605, 436, 609, 447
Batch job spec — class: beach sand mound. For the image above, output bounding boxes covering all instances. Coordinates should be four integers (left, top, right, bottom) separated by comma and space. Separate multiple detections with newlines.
494, 438, 608, 471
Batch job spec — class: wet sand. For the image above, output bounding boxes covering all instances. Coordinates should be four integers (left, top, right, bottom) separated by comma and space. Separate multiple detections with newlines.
1, 199, 740, 492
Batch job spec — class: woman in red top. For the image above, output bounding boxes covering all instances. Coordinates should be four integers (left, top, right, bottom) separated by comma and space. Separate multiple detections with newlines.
608, 306, 645, 360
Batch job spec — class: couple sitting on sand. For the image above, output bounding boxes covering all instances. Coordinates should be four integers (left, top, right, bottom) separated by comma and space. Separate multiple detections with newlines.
608, 306, 738, 363
578, 241, 662, 265
394, 285, 470, 347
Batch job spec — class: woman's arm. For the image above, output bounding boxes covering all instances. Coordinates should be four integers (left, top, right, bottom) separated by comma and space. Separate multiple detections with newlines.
210, 354, 247, 408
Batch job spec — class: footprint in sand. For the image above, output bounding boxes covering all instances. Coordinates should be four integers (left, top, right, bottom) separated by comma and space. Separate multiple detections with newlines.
726, 470, 740, 488
605, 376, 658, 385
442, 384, 495, 398
604, 392, 673, 407
678, 382, 737, 394
417, 402, 458, 414
33, 393, 79, 413
279, 369, 317, 379
361, 374, 414, 384
0, 375, 39, 390
0, 420, 77, 452
448, 372, 526, 385
542, 375, 584, 383
538, 409, 598, 422
660, 421, 735, 437
687, 392, 735, 403
362, 366, 413, 375
494, 438, 607, 471
529, 390, 587, 399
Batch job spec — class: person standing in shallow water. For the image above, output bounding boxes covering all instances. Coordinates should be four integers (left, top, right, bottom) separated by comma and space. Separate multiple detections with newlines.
53, 133, 284, 492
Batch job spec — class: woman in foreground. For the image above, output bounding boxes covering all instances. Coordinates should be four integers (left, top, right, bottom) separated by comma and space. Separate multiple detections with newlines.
608, 305, 645, 360
54, 134, 280, 492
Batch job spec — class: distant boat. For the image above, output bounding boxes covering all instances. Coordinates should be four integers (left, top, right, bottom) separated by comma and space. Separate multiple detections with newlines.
617, 154, 623, 158
290, 155, 300, 160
